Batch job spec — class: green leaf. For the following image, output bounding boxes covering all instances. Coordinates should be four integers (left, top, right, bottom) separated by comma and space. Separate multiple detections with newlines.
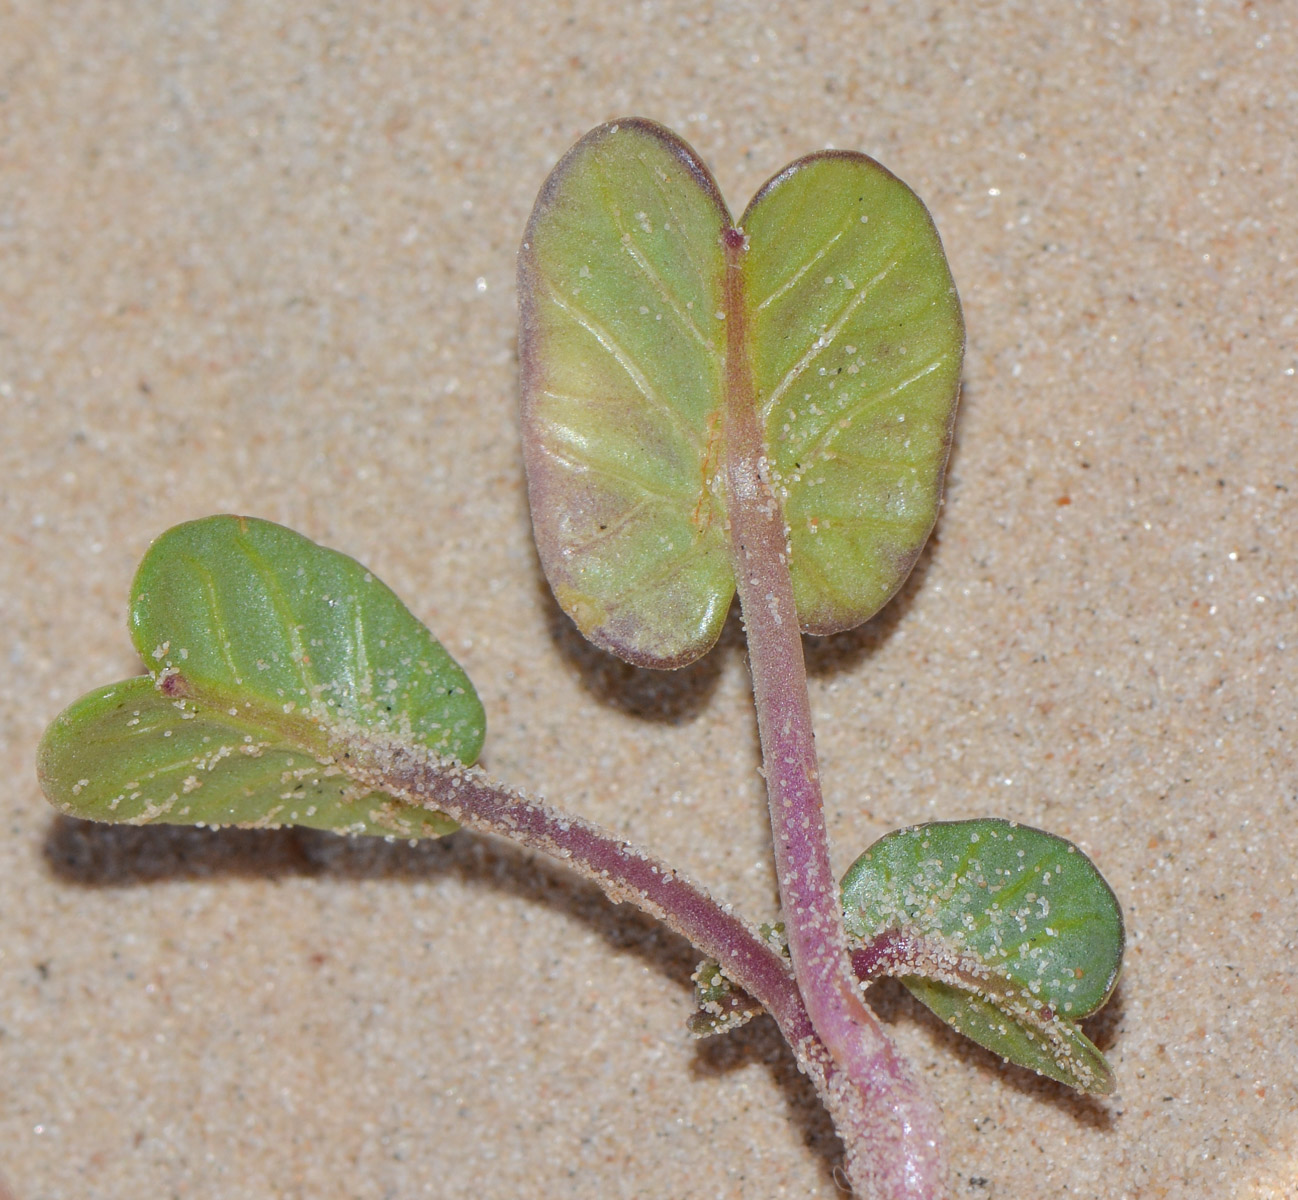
38, 677, 456, 838
519, 119, 962, 667
687, 959, 761, 1038
841, 819, 1123, 1093
519, 119, 735, 668
688, 922, 785, 1038
741, 156, 963, 635
38, 515, 484, 837
898, 976, 1115, 1095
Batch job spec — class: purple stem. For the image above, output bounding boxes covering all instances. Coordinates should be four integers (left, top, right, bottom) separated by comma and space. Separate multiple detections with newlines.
852, 930, 936, 983
720, 229, 948, 1199
355, 746, 806, 1030
346, 747, 857, 1171
347, 743, 927, 1197
852, 933, 1030, 1007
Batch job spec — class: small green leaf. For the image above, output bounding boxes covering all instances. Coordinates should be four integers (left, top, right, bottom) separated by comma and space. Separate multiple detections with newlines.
687, 959, 761, 1038
131, 516, 484, 763
742, 155, 963, 635
38, 516, 483, 837
841, 819, 1123, 1093
38, 677, 455, 838
688, 922, 785, 1037
899, 976, 1115, 1094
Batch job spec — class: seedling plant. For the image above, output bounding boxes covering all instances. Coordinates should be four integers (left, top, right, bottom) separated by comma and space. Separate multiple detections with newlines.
38, 120, 1123, 1199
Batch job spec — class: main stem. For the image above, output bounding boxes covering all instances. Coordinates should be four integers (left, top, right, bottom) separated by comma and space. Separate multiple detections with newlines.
720, 229, 947, 1199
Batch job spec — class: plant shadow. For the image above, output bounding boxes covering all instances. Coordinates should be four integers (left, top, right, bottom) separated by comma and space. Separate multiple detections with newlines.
691, 1015, 846, 1189
537, 571, 742, 724
42, 813, 847, 1186
800, 534, 939, 680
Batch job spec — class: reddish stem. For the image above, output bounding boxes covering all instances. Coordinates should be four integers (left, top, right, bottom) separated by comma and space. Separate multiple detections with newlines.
720, 229, 948, 1199
345, 745, 882, 1179
347, 741, 959, 1196
852, 930, 935, 982
355, 747, 806, 1029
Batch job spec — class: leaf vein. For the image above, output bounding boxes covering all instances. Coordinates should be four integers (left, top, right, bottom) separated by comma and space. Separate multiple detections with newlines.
563, 497, 666, 555
238, 542, 318, 700
639, 152, 718, 301
760, 252, 905, 422
535, 437, 690, 506
802, 355, 950, 462
541, 283, 704, 453
590, 153, 716, 352
753, 211, 855, 313
185, 554, 246, 686
620, 236, 713, 349
599, 537, 713, 614
790, 541, 856, 610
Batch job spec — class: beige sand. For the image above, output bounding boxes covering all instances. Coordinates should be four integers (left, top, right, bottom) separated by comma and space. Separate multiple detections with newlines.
2, 2, 1296, 1196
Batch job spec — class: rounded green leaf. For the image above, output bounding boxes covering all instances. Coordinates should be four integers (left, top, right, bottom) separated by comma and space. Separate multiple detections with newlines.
38, 516, 483, 838
38, 677, 455, 838
688, 959, 761, 1038
842, 819, 1123, 1016
519, 118, 736, 668
131, 516, 484, 764
741, 154, 963, 635
842, 819, 1123, 1092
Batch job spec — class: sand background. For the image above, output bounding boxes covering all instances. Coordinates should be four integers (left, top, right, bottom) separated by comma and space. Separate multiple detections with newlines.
3, 2, 1297, 1197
